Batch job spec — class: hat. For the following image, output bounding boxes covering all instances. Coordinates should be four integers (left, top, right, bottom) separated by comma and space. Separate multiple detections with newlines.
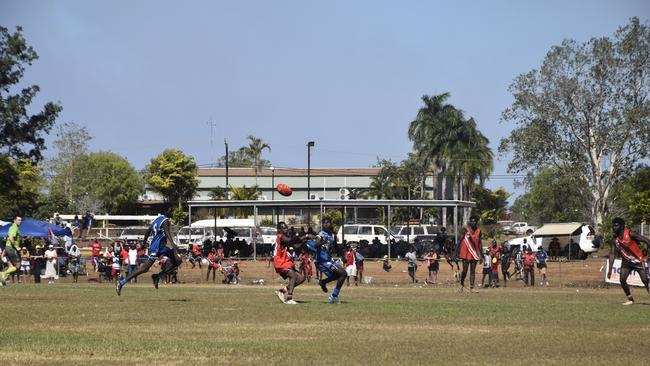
383, 255, 388, 259
35, 245, 43, 249
48, 244, 53, 248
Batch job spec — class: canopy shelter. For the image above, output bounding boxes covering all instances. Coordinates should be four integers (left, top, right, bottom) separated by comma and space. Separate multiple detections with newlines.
532, 223, 584, 237
187, 199, 476, 260
0, 218, 72, 238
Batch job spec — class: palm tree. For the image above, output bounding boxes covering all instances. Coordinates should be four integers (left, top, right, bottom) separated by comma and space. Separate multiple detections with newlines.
230, 185, 260, 218
244, 135, 271, 184
408, 93, 463, 226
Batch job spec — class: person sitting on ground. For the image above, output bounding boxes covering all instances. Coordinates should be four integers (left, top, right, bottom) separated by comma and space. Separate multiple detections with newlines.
382, 255, 392, 272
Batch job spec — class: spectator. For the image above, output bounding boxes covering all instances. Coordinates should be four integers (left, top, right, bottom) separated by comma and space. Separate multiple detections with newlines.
120, 245, 129, 272
490, 255, 499, 288
69, 244, 81, 283
549, 237, 561, 260
19, 247, 31, 284
481, 249, 491, 288
405, 246, 418, 283
63, 233, 73, 253
206, 249, 219, 282
111, 256, 121, 282
522, 247, 536, 286
355, 249, 365, 284
127, 245, 138, 283
90, 239, 102, 272
31, 244, 44, 283
500, 243, 512, 287
536, 246, 549, 286
53, 212, 62, 226
345, 247, 358, 286
79, 211, 93, 239
44, 245, 58, 284
489, 240, 501, 284
514, 247, 523, 281
299, 251, 313, 283
382, 255, 392, 272
424, 249, 438, 285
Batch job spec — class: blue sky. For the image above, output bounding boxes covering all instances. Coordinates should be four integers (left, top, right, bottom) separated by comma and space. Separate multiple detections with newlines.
2, 1, 648, 201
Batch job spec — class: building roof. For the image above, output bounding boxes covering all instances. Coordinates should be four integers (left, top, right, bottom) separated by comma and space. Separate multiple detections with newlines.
198, 167, 381, 177
533, 223, 584, 237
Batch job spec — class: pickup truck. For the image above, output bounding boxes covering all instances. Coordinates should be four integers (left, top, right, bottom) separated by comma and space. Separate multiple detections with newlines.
510, 222, 537, 235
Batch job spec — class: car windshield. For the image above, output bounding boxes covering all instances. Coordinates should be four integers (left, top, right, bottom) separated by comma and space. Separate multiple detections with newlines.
231, 228, 251, 237
390, 226, 401, 234
120, 228, 148, 236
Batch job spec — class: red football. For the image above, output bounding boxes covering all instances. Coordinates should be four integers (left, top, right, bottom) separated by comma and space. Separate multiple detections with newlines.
276, 183, 292, 197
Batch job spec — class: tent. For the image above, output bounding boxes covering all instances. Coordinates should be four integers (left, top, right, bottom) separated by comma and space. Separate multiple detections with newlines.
0, 218, 72, 238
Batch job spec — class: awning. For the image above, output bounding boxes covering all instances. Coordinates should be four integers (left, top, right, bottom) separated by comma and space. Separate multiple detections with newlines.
532, 223, 583, 237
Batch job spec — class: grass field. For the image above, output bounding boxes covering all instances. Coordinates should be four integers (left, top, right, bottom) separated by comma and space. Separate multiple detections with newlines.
1, 278, 649, 366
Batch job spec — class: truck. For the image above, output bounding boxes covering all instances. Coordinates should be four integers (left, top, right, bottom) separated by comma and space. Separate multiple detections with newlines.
510, 222, 537, 235
507, 222, 599, 259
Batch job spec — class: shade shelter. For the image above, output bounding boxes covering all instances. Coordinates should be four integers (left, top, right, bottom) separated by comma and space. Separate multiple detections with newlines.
0, 218, 72, 238
187, 199, 476, 260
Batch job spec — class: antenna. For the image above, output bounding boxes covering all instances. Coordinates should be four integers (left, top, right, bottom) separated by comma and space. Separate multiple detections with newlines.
206, 118, 217, 147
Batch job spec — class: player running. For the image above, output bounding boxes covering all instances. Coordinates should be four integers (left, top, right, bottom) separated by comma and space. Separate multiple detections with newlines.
273, 222, 307, 304
303, 218, 347, 304
456, 215, 484, 293
607, 217, 650, 305
0, 216, 22, 286
116, 208, 181, 296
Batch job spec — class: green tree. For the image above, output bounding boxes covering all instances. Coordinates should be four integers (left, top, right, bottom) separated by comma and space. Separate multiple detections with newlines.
499, 18, 650, 227
472, 186, 510, 224
217, 135, 271, 170
510, 168, 589, 224
230, 185, 260, 218
145, 149, 199, 210
0, 159, 45, 218
83, 152, 143, 214
0, 26, 61, 164
609, 165, 650, 225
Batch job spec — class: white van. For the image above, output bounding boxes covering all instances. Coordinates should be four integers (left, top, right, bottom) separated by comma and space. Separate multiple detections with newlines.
337, 224, 402, 245
391, 225, 439, 243
178, 219, 262, 247
508, 223, 598, 259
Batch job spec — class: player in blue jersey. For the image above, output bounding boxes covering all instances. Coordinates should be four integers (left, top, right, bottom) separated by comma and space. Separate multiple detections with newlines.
303, 218, 347, 304
116, 208, 181, 296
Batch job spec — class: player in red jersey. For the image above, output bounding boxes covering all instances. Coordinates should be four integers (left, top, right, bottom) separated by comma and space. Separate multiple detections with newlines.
273, 222, 307, 304
607, 217, 650, 305
455, 215, 484, 293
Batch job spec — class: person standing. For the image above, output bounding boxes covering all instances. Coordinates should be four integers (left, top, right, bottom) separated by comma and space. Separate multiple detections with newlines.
44, 245, 58, 284
424, 249, 439, 284
405, 246, 418, 283
536, 246, 549, 286
345, 247, 358, 286
90, 239, 102, 272
522, 247, 536, 287
19, 247, 31, 284
607, 217, 650, 305
456, 215, 483, 293
1, 216, 23, 286
127, 245, 138, 283
480, 250, 491, 288
355, 249, 365, 284
500, 243, 512, 287
31, 244, 44, 283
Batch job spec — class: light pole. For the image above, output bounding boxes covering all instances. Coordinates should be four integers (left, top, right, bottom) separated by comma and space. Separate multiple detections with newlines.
307, 141, 315, 200
270, 166, 275, 200
224, 139, 229, 199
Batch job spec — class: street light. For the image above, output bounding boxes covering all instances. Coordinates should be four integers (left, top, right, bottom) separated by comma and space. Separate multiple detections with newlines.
307, 141, 315, 200
270, 166, 275, 200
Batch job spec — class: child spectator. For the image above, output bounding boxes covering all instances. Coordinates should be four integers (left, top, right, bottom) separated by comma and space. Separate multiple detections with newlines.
490, 256, 499, 288
481, 250, 491, 288
298, 251, 313, 283
20, 247, 30, 284
206, 249, 219, 283
405, 246, 417, 283
355, 249, 365, 284
382, 255, 392, 272
111, 256, 121, 282
424, 249, 439, 284
523, 247, 536, 286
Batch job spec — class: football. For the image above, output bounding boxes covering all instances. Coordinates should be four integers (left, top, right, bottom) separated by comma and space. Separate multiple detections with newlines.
276, 183, 292, 196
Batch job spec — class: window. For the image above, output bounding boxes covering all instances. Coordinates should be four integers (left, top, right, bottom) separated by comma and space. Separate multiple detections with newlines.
374, 227, 386, 236
413, 227, 424, 235
359, 226, 373, 235
343, 226, 358, 235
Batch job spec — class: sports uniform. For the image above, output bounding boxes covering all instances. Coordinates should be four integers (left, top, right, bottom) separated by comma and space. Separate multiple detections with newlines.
459, 226, 481, 262
147, 215, 172, 259
304, 230, 341, 279
615, 228, 647, 273
273, 233, 295, 278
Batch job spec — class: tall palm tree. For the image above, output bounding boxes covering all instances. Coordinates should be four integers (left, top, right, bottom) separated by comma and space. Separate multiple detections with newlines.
230, 185, 260, 218
408, 93, 463, 226
244, 135, 271, 184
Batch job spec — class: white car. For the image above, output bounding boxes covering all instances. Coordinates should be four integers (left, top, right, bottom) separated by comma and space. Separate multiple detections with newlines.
258, 227, 277, 245
337, 224, 402, 245
118, 226, 149, 245
391, 225, 440, 243
507, 223, 598, 259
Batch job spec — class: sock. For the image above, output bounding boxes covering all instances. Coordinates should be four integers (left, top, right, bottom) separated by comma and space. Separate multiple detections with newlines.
332, 288, 340, 297
119, 278, 127, 286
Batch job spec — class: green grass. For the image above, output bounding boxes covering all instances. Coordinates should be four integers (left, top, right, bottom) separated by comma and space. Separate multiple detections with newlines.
0, 283, 648, 365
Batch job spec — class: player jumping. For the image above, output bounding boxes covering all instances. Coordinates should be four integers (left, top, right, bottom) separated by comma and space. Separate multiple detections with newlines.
607, 217, 650, 305
273, 222, 307, 304
303, 218, 347, 304
116, 208, 181, 296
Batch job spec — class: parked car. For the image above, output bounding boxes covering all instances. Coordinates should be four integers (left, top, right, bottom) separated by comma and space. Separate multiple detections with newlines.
118, 226, 149, 246
337, 224, 402, 245
507, 223, 598, 259
510, 222, 537, 235
391, 225, 440, 243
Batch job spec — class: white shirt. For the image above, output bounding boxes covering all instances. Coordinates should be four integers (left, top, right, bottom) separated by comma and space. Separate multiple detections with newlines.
45, 249, 57, 263
128, 249, 138, 265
